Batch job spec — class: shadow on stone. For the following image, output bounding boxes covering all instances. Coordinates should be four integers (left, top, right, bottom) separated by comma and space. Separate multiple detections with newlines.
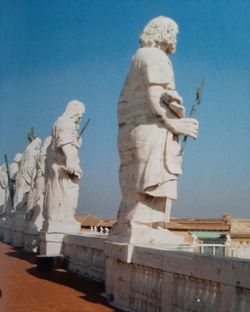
5, 248, 36, 265
27, 267, 123, 311
36, 254, 64, 271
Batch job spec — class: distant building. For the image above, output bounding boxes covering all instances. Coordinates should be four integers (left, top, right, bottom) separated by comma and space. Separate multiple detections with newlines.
75, 213, 250, 258
75, 214, 116, 232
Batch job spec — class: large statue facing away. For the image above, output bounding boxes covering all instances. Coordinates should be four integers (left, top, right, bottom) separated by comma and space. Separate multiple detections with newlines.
110, 16, 199, 245
43, 100, 85, 228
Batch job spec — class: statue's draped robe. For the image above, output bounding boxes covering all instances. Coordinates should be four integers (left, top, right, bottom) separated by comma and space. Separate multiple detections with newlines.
14, 143, 40, 213
0, 168, 8, 215
44, 116, 80, 222
26, 137, 51, 226
118, 48, 182, 201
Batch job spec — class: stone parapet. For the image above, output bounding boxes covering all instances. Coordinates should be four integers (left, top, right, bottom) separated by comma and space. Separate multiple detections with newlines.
63, 233, 106, 282
105, 242, 250, 312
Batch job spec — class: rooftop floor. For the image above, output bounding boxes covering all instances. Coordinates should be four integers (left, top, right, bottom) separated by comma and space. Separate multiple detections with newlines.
0, 242, 122, 312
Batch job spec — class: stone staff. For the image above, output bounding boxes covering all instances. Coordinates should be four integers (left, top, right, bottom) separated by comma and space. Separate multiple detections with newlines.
78, 118, 90, 138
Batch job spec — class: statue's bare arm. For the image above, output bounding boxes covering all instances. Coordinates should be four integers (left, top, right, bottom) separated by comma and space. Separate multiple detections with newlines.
148, 85, 199, 139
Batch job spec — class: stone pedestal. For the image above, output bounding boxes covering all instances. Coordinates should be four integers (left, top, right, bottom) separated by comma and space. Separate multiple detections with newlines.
12, 212, 25, 247
3, 217, 13, 243
0, 217, 6, 240
39, 220, 81, 255
23, 221, 40, 252
109, 221, 185, 246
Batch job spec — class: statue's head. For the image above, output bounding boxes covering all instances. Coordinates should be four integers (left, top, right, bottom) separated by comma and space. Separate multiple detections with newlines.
28, 137, 42, 152
64, 100, 85, 125
139, 16, 178, 54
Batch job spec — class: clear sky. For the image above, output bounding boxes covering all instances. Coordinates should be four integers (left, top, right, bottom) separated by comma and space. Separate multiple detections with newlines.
1, 0, 249, 219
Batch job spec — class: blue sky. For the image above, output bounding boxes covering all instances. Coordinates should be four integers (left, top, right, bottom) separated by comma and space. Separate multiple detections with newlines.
1, 0, 249, 219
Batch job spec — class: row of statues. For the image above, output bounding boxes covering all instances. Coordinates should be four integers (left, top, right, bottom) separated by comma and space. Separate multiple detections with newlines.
0, 16, 199, 251
0, 100, 85, 251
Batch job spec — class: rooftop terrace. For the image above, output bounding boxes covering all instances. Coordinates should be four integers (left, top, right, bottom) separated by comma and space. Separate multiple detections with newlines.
0, 242, 122, 312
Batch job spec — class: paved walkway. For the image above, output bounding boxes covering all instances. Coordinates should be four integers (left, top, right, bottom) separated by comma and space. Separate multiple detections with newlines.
0, 242, 121, 312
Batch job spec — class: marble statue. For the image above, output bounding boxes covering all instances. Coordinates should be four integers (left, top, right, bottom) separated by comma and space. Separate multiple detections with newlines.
14, 138, 41, 212
0, 164, 8, 215
23, 137, 52, 251
40, 100, 85, 255
26, 136, 52, 225
43, 100, 84, 223
110, 16, 199, 245
3, 153, 22, 243
0, 164, 8, 239
12, 138, 41, 246
9, 154, 23, 185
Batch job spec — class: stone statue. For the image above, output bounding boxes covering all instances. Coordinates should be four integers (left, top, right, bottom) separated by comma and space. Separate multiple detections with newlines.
6, 153, 23, 213
12, 138, 41, 246
40, 100, 85, 255
110, 16, 199, 245
14, 138, 41, 213
26, 136, 52, 225
23, 136, 52, 251
0, 164, 8, 239
43, 100, 85, 226
0, 164, 8, 216
3, 153, 22, 243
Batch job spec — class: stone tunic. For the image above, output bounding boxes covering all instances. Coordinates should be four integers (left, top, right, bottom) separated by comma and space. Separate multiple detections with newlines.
14, 140, 41, 212
0, 166, 8, 215
118, 47, 182, 200
44, 116, 81, 222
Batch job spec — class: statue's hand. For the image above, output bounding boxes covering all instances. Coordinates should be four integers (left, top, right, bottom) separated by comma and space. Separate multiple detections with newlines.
66, 160, 82, 179
168, 118, 199, 139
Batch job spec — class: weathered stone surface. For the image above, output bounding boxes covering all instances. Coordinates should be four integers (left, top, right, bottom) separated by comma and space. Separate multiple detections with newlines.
63, 233, 106, 282
110, 16, 199, 246
105, 242, 250, 312
24, 136, 52, 252
12, 139, 41, 247
3, 153, 22, 243
0, 164, 9, 240
40, 100, 85, 255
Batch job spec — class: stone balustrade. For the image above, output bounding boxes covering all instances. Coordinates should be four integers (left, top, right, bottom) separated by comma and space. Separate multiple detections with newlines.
105, 242, 250, 312
63, 233, 106, 282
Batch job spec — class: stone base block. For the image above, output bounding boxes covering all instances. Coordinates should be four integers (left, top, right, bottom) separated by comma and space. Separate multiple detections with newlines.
0, 218, 6, 240
23, 221, 40, 252
109, 221, 185, 246
39, 220, 81, 255
12, 212, 25, 247
3, 218, 13, 243
36, 254, 64, 271
12, 230, 24, 247
39, 232, 65, 255
23, 233, 39, 252
3, 229, 12, 244
0, 227, 4, 240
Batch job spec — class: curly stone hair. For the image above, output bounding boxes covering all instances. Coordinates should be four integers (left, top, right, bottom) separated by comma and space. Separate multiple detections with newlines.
139, 16, 178, 51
